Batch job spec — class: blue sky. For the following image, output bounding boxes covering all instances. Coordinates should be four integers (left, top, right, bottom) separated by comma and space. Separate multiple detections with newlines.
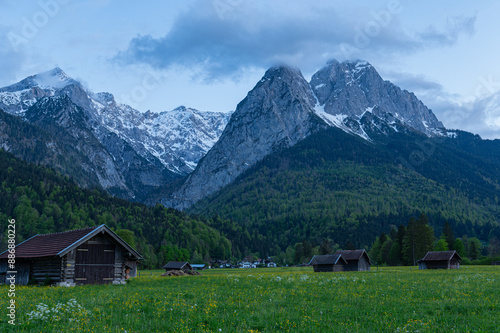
1, 0, 499, 138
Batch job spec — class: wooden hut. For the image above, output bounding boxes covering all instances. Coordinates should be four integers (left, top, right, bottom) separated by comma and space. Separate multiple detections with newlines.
417, 251, 462, 269
163, 261, 193, 271
334, 250, 372, 271
0, 225, 142, 286
309, 254, 347, 272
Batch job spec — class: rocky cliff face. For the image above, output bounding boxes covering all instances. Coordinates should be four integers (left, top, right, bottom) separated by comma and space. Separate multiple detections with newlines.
160, 60, 447, 209
23, 94, 171, 200
311, 60, 444, 138
162, 66, 328, 209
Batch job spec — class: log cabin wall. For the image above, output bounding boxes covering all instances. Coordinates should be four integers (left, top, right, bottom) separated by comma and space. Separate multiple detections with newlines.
61, 249, 76, 285
313, 264, 344, 272
358, 256, 371, 271
114, 245, 125, 284
31, 257, 61, 284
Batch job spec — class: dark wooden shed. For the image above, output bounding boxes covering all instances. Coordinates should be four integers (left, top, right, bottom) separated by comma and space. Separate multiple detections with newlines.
309, 254, 347, 272
163, 261, 193, 271
0, 225, 142, 286
417, 251, 461, 269
334, 250, 372, 271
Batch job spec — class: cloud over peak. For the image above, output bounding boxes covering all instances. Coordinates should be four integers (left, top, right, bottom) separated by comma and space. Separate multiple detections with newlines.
114, 1, 476, 80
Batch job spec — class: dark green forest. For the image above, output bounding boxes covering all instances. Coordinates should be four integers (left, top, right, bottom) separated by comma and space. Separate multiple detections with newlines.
190, 127, 500, 261
0, 149, 232, 269
2, 124, 500, 267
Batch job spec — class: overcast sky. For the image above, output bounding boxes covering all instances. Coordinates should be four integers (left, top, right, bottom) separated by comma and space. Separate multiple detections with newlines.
1, 0, 500, 139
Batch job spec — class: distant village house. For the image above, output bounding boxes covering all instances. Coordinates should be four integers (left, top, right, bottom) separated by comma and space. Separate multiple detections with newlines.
239, 261, 255, 268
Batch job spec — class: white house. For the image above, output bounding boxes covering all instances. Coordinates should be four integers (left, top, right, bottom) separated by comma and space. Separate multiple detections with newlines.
240, 261, 255, 268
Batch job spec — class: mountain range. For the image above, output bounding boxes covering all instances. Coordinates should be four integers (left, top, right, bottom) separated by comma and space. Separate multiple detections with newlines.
158, 60, 454, 209
1, 60, 499, 254
0, 68, 230, 201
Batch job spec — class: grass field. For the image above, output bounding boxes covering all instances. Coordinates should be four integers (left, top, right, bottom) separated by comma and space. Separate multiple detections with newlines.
1, 266, 499, 332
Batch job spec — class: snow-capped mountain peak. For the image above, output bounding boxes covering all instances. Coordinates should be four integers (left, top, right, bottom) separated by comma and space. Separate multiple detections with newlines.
30, 67, 77, 89
0, 67, 80, 116
310, 59, 444, 138
0, 68, 232, 179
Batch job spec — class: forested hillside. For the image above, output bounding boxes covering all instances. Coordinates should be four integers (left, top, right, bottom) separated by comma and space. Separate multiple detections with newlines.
190, 127, 500, 259
2, 124, 499, 267
0, 149, 232, 268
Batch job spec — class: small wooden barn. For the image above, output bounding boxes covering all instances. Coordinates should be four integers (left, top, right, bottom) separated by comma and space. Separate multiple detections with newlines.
334, 250, 372, 271
417, 251, 462, 269
163, 261, 193, 271
0, 225, 142, 286
309, 254, 347, 272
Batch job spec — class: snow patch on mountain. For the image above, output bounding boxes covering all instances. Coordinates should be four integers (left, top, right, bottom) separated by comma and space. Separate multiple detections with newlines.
31, 68, 75, 90
94, 102, 231, 174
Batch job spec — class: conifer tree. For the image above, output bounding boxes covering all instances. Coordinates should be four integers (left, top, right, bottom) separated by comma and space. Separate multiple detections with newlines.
402, 214, 434, 265
442, 221, 455, 250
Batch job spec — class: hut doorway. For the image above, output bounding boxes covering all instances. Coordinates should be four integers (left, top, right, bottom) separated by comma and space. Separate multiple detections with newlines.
75, 244, 115, 284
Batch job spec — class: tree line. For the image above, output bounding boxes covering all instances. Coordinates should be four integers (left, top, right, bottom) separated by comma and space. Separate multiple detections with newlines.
369, 214, 500, 266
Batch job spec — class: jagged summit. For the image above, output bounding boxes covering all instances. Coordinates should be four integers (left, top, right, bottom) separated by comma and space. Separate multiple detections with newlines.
310, 59, 444, 137
161, 63, 327, 209
1, 67, 78, 92
0, 67, 82, 116
33, 67, 77, 89
262, 64, 303, 79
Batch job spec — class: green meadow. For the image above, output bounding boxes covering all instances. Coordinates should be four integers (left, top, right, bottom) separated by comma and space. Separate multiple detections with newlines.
1, 266, 499, 332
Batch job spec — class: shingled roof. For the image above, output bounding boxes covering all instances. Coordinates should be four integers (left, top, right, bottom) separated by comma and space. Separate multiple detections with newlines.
0, 225, 142, 259
308, 254, 347, 266
418, 251, 462, 262
163, 261, 192, 270
334, 249, 372, 264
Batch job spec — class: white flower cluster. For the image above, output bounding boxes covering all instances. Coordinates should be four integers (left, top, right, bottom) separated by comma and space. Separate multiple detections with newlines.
299, 275, 309, 282
26, 299, 92, 322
